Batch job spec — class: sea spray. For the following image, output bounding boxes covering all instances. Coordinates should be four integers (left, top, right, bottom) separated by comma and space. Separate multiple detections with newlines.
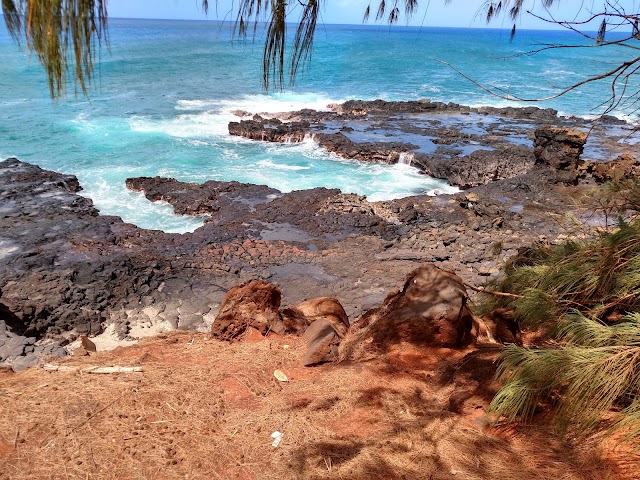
398, 152, 415, 165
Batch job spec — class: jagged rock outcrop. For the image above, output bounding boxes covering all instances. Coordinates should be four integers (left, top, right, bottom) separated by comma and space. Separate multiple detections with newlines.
211, 280, 285, 341
534, 126, 587, 170
331, 99, 560, 120
312, 132, 417, 164
228, 116, 308, 143
227, 99, 635, 192
412, 146, 535, 189
126, 176, 279, 216
339, 265, 474, 361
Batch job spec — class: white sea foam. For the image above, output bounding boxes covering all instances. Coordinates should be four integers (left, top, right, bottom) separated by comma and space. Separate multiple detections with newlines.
79, 177, 205, 234
62, 92, 462, 230
222, 149, 240, 159
129, 112, 229, 138
175, 99, 220, 111
188, 139, 214, 147
256, 159, 311, 171
216, 92, 342, 116
131, 93, 345, 141
420, 85, 441, 93
398, 152, 414, 165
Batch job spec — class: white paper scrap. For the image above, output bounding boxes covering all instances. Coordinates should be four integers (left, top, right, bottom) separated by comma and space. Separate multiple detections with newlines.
271, 431, 283, 448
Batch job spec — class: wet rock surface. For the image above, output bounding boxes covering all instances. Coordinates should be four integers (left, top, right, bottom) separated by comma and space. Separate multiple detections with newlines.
126, 176, 280, 217
228, 115, 308, 143
411, 145, 534, 189
1, 99, 637, 370
229, 99, 637, 189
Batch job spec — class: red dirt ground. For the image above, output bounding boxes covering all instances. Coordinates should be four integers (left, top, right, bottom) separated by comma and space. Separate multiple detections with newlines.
0, 331, 637, 479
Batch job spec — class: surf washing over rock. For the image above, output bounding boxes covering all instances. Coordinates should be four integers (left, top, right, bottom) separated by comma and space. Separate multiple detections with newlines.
1, 19, 637, 233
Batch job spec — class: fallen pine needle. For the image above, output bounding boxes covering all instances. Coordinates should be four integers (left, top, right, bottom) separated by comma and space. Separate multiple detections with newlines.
42, 364, 143, 374
66, 393, 127, 436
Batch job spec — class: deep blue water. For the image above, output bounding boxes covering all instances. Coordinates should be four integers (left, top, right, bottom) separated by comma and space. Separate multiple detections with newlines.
0, 19, 633, 232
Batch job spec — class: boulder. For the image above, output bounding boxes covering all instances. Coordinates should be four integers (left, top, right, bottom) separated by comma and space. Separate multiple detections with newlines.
80, 335, 97, 353
302, 318, 342, 366
281, 297, 350, 366
534, 126, 587, 170
340, 264, 473, 360
580, 152, 639, 182
281, 297, 349, 336
211, 280, 285, 341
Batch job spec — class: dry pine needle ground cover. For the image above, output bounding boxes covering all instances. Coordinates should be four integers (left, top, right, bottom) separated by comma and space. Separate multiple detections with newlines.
0, 331, 636, 480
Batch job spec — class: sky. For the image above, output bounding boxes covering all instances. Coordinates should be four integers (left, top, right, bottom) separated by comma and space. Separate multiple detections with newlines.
106, 0, 638, 30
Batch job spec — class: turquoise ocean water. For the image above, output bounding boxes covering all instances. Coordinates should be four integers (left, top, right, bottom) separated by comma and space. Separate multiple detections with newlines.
0, 19, 633, 232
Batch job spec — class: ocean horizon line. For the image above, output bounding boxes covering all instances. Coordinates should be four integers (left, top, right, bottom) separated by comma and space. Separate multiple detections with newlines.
0, 13, 614, 35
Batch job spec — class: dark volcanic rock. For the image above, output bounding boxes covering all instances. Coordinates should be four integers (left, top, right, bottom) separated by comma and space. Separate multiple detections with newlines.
331, 99, 561, 120
126, 176, 280, 216
226, 99, 633, 192
534, 126, 587, 170
334, 99, 452, 115
579, 152, 640, 182
0, 158, 233, 370
312, 132, 417, 164
228, 116, 309, 143
3, 105, 629, 370
412, 145, 535, 189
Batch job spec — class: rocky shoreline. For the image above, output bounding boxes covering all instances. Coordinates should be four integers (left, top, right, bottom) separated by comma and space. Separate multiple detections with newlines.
1, 100, 638, 370
229, 99, 634, 188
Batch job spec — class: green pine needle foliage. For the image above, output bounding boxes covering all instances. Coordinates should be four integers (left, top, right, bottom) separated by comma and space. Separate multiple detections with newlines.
485, 219, 640, 327
491, 313, 640, 441
485, 191, 640, 444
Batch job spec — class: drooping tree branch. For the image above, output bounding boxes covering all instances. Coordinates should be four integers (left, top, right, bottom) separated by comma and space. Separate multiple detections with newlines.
2, 0, 108, 98
433, 4, 640, 120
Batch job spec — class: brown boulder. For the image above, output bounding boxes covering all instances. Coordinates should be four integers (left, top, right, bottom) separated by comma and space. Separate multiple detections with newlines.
582, 152, 638, 182
340, 264, 473, 360
534, 126, 587, 170
281, 297, 350, 366
302, 319, 342, 366
281, 297, 349, 336
211, 280, 285, 341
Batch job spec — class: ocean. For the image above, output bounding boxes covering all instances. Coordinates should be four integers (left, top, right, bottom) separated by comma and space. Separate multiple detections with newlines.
0, 19, 632, 232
